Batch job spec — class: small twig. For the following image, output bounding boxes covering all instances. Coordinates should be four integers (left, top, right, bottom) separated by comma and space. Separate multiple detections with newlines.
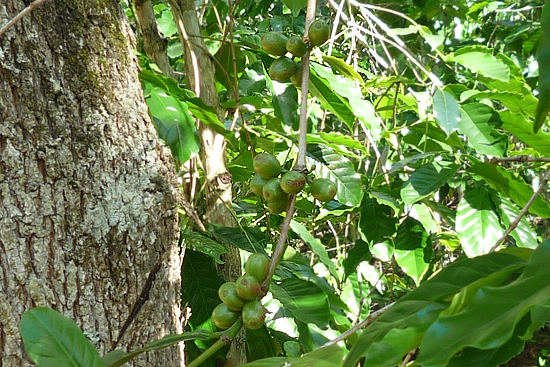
0, 0, 51, 38
322, 302, 394, 347
399, 349, 416, 367
489, 155, 550, 164
490, 171, 550, 252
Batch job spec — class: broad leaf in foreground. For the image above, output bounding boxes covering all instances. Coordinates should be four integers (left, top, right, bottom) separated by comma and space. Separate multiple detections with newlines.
343, 250, 528, 367
433, 88, 461, 137
20, 307, 103, 367
456, 186, 503, 257
417, 241, 550, 367
240, 344, 344, 367
400, 160, 459, 205
394, 217, 432, 286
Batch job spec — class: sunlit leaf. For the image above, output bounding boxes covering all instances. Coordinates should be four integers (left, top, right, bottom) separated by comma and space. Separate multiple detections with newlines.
401, 161, 460, 205
452, 47, 510, 81
433, 88, 461, 137
394, 217, 432, 286
459, 103, 508, 157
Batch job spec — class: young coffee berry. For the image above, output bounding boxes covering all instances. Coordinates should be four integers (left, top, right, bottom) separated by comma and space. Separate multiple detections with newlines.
218, 282, 246, 311
250, 174, 269, 196
245, 253, 271, 282
253, 153, 281, 179
262, 178, 287, 202
261, 32, 288, 56
308, 19, 330, 47
235, 274, 262, 301
211, 303, 240, 329
280, 171, 306, 195
269, 57, 297, 82
310, 178, 337, 202
242, 300, 267, 330
286, 36, 308, 58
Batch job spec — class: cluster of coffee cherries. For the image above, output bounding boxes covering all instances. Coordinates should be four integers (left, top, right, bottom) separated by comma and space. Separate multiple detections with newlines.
260, 19, 330, 86
250, 153, 337, 214
212, 253, 271, 330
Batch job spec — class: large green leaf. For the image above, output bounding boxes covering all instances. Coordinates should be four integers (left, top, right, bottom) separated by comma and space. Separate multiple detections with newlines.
416, 241, 550, 367
290, 220, 339, 279
501, 110, 550, 156
208, 225, 269, 254
394, 217, 432, 286
181, 250, 224, 331
456, 186, 504, 257
270, 278, 331, 328
433, 88, 461, 137
343, 250, 528, 367
240, 345, 344, 367
282, 0, 307, 17
146, 87, 200, 163
266, 72, 299, 128
400, 161, 460, 205
452, 47, 510, 81
307, 143, 364, 207
458, 103, 508, 156
359, 196, 398, 244
468, 162, 550, 218
183, 232, 229, 264
20, 307, 103, 367
311, 63, 381, 139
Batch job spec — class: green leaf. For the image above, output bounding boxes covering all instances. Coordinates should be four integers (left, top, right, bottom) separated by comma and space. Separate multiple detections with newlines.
181, 250, 224, 331
290, 220, 339, 279
146, 87, 200, 163
307, 144, 364, 207
416, 241, 550, 367
394, 217, 433, 286
459, 103, 508, 157
240, 345, 344, 367
343, 251, 529, 367
433, 88, 461, 137
534, 0, 550, 132
208, 225, 269, 254
501, 111, 550, 156
103, 330, 214, 367
306, 132, 367, 157
183, 232, 229, 264
400, 161, 460, 205
322, 55, 364, 84
456, 186, 504, 257
452, 47, 510, 81
310, 63, 382, 139
282, 0, 307, 17
343, 239, 371, 278
266, 74, 299, 128
359, 196, 398, 244
468, 162, 550, 218
19, 307, 103, 367
270, 278, 331, 328
246, 327, 278, 362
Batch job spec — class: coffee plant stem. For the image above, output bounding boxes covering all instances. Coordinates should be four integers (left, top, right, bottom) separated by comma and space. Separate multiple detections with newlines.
295, 0, 317, 171
187, 318, 244, 367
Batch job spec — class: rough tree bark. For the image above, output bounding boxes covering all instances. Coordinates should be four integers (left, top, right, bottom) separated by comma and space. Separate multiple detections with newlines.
0, 0, 184, 366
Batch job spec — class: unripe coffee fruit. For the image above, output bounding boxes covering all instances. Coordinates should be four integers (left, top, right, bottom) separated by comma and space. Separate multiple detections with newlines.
286, 36, 308, 58
235, 274, 262, 301
212, 303, 240, 329
280, 171, 306, 194
245, 253, 271, 282
310, 178, 337, 202
308, 19, 330, 47
242, 300, 267, 330
261, 32, 288, 56
266, 198, 288, 214
262, 178, 286, 202
269, 57, 297, 82
250, 174, 269, 196
253, 153, 281, 179
218, 282, 246, 311
290, 61, 303, 87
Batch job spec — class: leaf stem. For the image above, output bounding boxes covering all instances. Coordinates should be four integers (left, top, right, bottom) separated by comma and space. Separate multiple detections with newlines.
490, 170, 550, 252
0, 0, 51, 38
186, 318, 243, 367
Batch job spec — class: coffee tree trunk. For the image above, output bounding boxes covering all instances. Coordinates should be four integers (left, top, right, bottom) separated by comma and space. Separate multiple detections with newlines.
169, 0, 246, 364
0, 0, 184, 366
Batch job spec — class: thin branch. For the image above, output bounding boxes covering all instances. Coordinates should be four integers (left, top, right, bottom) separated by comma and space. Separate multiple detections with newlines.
0, 0, 52, 38
490, 171, 550, 252
490, 155, 550, 164
322, 302, 394, 347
